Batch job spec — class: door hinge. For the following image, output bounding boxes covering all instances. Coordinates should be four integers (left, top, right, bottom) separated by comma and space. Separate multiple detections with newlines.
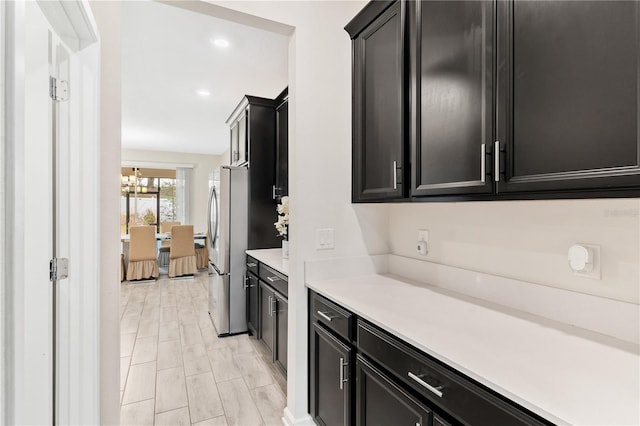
50, 258, 69, 281
49, 76, 69, 102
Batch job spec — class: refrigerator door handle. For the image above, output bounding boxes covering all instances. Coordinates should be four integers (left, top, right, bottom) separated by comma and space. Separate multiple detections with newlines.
211, 187, 219, 250
207, 186, 215, 248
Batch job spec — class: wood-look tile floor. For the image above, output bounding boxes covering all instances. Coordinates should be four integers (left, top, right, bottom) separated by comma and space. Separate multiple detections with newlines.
120, 272, 287, 426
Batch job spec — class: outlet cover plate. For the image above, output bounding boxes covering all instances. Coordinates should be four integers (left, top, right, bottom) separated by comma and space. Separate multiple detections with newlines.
316, 228, 334, 250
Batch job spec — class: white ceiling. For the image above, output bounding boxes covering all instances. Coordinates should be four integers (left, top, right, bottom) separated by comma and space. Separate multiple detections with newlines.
122, 1, 289, 155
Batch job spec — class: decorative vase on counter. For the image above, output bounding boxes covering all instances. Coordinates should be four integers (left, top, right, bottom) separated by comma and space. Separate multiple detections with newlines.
282, 239, 289, 259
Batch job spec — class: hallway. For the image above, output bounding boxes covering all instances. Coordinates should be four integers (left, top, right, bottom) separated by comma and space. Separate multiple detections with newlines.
120, 272, 286, 425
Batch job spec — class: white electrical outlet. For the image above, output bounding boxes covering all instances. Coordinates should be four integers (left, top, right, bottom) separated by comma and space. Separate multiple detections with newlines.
316, 228, 335, 250
568, 243, 601, 280
417, 229, 429, 256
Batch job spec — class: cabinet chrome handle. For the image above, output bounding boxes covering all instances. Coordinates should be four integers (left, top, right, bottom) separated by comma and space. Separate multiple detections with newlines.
408, 372, 444, 398
243, 276, 248, 290
392, 160, 397, 189
266, 276, 280, 283
494, 141, 500, 182
271, 297, 277, 316
339, 357, 348, 390
268, 296, 273, 317
316, 311, 334, 322
272, 185, 276, 199
480, 143, 486, 183
246, 262, 257, 268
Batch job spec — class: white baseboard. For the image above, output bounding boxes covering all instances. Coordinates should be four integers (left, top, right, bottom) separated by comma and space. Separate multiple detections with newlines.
282, 407, 314, 426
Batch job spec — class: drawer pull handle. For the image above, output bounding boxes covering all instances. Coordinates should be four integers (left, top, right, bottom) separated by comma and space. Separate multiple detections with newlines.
246, 262, 257, 267
316, 311, 335, 322
408, 372, 444, 398
339, 357, 348, 390
266, 276, 280, 283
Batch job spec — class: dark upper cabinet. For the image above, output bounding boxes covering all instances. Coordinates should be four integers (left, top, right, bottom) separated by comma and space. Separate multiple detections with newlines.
275, 88, 289, 199
355, 355, 432, 426
227, 96, 279, 249
410, 0, 495, 197
346, 0, 640, 202
245, 272, 259, 337
310, 322, 353, 426
496, 0, 640, 194
347, 1, 406, 202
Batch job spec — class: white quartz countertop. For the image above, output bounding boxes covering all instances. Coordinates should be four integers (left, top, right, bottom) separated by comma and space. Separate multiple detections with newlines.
245, 248, 289, 276
307, 274, 640, 426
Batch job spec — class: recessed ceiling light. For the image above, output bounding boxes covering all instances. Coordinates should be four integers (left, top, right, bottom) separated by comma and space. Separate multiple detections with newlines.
211, 38, 230, 48
197, 90, 210, 97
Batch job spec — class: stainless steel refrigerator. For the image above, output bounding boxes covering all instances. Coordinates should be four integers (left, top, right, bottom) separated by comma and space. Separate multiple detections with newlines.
207, 166, 248, 336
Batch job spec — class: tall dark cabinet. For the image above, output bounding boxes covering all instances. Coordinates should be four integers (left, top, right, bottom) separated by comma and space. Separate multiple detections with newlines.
346, 1, 405, 202
496, 0, 640, 193
410, 0, 494, 197
226, 96, 279, 249
274, 88, 289, 199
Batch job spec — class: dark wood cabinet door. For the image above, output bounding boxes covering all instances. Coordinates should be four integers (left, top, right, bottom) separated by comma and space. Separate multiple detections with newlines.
497, 0, 640, 194
258, 281, 274, 357
311, 323, 352, 426
355, 355, 432, 426
246, 273, 259, 337
237, 111, 248, 165
275, 97, 288, 198
275, 295, 288, 374
230, 121, 239, 165
410, 0, 495, 197
352, 1, 405, 202
433, 415, 452, 426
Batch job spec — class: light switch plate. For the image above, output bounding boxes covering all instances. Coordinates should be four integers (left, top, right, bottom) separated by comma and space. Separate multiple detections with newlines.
316, 228, 334, 250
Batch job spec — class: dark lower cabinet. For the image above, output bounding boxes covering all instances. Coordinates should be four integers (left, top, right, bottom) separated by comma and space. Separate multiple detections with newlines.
259, 281, 275, 356
308, 290, 552, 426
355, 355, 432, 426
245, 272, 259, 337
275, 294, 288, 374
433, 415, 452, 426
310, 322, 353, 426
252, 259, 288, 376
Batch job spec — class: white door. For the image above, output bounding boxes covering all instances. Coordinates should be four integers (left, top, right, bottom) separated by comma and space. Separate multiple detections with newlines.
11, 2, 100, 424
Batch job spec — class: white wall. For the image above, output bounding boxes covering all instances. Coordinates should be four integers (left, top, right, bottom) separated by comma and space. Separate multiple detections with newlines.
389, 199, 640, 304
90, 1, 121, 424
208, 2, 372, 424
121, 148, 222, 233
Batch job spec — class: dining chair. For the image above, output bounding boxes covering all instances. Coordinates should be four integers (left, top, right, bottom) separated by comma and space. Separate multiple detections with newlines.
158, 221, 181, 267
168, 225, 197, 278
195, 235, 208, 270
127, 225, 159, 281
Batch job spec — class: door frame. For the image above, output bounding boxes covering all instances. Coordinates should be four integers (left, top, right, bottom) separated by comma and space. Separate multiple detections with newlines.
2, 1, 100, 424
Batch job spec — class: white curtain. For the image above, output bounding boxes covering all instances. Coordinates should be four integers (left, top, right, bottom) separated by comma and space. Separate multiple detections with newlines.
176, 167, 191, 225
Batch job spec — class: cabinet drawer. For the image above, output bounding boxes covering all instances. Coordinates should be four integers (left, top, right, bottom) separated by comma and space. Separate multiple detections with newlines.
246, 256, 259, 276
259, 264, 288, 298
357, 320, 549, 426
311, 292, 354, 342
